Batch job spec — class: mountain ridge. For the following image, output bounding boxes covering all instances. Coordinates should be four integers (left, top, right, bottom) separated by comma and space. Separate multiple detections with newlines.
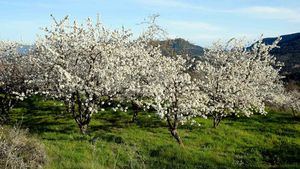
160, 33, 300, 82
261, 33, 300, 82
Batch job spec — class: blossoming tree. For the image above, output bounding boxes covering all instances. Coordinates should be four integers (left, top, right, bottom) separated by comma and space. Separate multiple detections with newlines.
196, 38, 284, 127
0, 41, 35, 123
34, 15, 171, 134
147, 56, 208, 144
283, 90, 300, 118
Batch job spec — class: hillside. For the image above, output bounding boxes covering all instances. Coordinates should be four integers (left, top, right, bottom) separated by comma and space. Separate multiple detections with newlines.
262, 33, 300, 82
161, 34, 300, 83
158, 38, 204, 58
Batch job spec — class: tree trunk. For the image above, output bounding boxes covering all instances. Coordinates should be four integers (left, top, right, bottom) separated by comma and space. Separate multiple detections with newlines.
79, 123, 89, 134
291, 108, 297, 119
69, 92, 92, 135
213, 118, 217, 128
166, 115, 184, 146
213, 114, 222, 128
170, 128, 183, 145
131, 110, 138, 123
131, 101, 139, 123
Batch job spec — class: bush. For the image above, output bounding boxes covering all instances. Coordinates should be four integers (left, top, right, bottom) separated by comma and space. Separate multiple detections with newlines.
0, 125, 47, 169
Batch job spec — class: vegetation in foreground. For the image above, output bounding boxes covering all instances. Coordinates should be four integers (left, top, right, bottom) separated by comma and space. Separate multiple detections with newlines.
5, 96, 299, 169
0, 124, 46, 169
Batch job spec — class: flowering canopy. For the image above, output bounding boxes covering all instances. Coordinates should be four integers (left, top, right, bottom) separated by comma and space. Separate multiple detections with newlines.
0, 41, 36, 123
196, 38, 284, 127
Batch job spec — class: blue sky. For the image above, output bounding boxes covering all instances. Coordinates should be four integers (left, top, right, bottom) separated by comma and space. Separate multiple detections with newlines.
0, 0, 300, 46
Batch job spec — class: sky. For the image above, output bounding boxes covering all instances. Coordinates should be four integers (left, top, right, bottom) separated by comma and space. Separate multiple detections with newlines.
0, 0, 300, 46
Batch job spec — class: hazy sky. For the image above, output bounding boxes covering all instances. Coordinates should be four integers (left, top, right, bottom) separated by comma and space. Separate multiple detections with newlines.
0, 0, 299, 46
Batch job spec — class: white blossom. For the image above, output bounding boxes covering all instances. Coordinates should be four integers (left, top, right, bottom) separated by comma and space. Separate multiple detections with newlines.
195, 38, 284, 127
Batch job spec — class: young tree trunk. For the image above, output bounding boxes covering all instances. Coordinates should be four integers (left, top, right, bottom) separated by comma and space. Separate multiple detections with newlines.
213, 114, 222, 128
69, 92, 92, 135
131, 101, 139, 123
131, 110, 138, 122
79, 123, 89, 134
170, 128, 183, 145
166, 115, 183, 146
291, 108, 297, 119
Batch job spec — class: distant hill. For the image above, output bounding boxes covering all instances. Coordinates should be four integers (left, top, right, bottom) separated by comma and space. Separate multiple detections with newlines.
261, 33, 300, 82
160, 35, 300, 83
157, 38, 204, 58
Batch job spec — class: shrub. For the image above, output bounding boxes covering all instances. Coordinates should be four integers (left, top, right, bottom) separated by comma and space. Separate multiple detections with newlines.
0, 125, 47, 169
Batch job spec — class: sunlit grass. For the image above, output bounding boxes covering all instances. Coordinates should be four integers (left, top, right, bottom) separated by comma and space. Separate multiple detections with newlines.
7, 96, 300, 169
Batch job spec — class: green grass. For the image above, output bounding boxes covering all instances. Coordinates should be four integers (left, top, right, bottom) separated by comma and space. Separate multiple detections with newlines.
7, 96, 300, 169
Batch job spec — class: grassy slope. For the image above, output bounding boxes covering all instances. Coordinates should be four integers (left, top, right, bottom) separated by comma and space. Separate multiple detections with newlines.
8, 96, 300, 169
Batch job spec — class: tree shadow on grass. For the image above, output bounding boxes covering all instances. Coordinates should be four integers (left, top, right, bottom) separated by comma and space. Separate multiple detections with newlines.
15, 95, 65, 112
228, 112, 297, 125
90, 132, 126, 144
10, 106, 76, 134
224, 112, 300, 138
260, 141, 300, 168
93, 110, 165, 129
136, 115, 166, 128
13, 116, 75, 135
147, 144, 237, 169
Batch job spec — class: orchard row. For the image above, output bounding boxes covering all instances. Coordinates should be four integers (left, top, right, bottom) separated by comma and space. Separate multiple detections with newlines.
0, 15, 299, 144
